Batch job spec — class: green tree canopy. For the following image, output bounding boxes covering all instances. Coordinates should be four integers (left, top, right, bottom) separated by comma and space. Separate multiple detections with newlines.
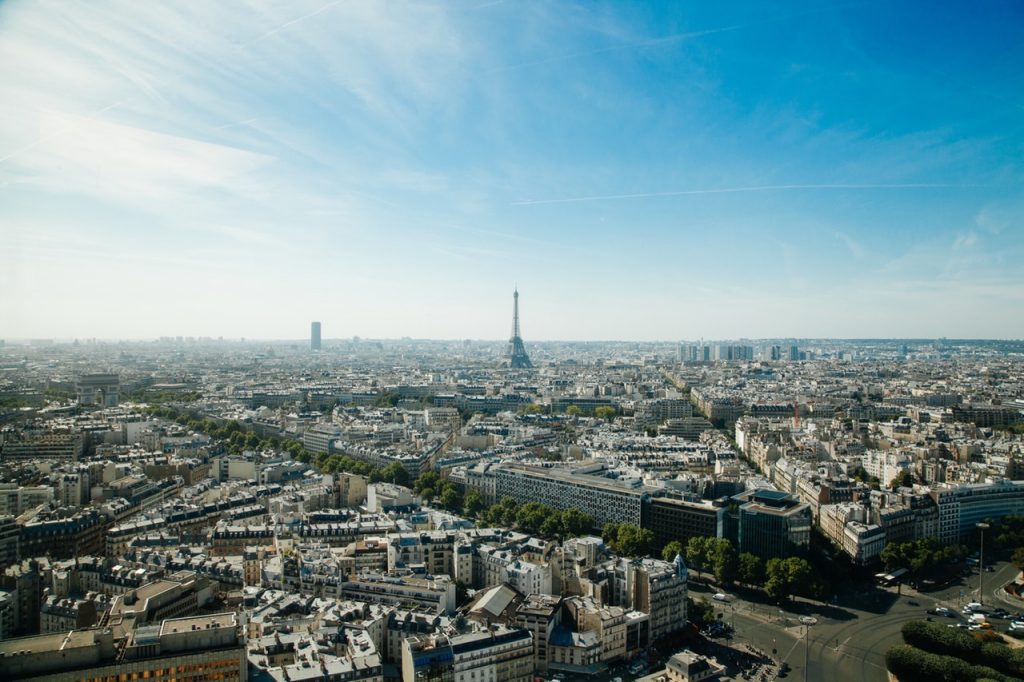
603, 523, 654, 557
686, 536, 712, 578
662, 540, 685, 563
738, 552, 765, 586
463, 489, 486, 518
765, 556, 814, 601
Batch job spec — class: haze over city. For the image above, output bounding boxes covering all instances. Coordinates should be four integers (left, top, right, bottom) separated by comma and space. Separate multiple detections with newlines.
1, 1, 1022, 340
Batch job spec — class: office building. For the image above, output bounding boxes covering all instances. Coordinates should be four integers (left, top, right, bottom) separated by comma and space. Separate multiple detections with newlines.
643, 497, 724, 557
495, 464, 645, 529
730, 489, 811, 559
311, 321, 322, 351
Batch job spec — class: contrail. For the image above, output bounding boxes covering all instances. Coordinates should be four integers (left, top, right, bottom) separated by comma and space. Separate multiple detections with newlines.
248, 0, 345, 44
511, 184, 961, 206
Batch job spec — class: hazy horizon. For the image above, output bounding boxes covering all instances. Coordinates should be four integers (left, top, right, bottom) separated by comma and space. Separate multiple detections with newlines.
3, 335, 1020, 345
2, 1, 1022, 340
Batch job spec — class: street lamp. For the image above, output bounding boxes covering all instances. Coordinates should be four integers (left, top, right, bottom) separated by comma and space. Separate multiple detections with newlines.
804, 623, 811, 680
978, 522, 990, 606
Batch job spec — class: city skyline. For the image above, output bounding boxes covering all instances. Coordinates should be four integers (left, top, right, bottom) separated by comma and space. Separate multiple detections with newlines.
2, 1, 1023, 340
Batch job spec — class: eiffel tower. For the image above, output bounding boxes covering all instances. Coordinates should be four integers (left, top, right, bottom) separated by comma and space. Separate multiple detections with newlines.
507, 287, 532, 368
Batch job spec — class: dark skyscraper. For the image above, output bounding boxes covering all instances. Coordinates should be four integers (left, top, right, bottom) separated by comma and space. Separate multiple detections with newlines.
507, 288, 532, 368
311, 321, 321, 351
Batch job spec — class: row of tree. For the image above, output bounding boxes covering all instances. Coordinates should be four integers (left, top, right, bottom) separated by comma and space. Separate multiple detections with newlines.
660, 536, 820, 601
902, 620, 1024, 676
886, 620, 1024, 682
459, 494, 596, 539
886, 644, 1013, 682
151, 406, 415, 486
880, 537, 967, 577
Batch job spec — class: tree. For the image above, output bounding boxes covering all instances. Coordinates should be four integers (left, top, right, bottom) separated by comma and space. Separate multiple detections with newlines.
522, 404, 545, 415
709, 538, 739, 585
560, 509, 594, 537
1013, 547, 1024, 573
602, 522, 621, 545
662, 540, 685, 563
566, 405, 582, 418
377, 462, 410, 486
686, 597, 717, 627
463, 489, 486, 518
516, 502, 549, 534
738, 553, 765, 586
541, 515, 562, 537
414, 471, 440, 494
765, 557, 814, 602
439, 485, 462, 512
890, 469, 917, 489
686, 536, 711, 579
595, 406, 616, 422
603, 523, 653, 557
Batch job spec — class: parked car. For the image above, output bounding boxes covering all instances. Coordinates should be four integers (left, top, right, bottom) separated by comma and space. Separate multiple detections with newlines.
799, 616, 818, 625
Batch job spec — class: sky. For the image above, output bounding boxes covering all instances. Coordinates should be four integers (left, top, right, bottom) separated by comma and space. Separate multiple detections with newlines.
1, 0, 1023, 341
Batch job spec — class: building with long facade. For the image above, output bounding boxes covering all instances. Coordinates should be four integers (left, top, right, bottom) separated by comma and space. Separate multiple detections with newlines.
495, 464, 645, 529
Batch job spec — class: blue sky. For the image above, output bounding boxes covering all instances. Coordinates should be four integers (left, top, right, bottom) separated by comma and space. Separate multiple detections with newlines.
1, 0, 1022, 340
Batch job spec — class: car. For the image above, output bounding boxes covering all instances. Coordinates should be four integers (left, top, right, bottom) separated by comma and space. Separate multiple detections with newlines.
907, 600, 920, 606
966, 602, 984, 611
799, 616, 818, 625
1010, 620, 1024, 629
986, 566, 995, 572
713, 593, 730, 602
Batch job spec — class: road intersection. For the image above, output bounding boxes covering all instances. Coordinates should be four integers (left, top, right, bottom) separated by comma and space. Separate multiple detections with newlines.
688, 559, 1022, 681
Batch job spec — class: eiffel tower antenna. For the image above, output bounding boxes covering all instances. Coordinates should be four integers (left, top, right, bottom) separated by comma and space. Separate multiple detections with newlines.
507, 287, 532, 368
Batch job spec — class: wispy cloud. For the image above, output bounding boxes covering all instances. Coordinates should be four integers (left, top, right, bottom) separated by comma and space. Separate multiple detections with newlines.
834, 230, 866, 259
488, 24, 745, 74
953, 232, 978, 250
512, 183, 962, 206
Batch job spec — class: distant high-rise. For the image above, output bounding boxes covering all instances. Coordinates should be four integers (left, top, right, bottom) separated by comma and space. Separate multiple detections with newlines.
311, 321, 321, 351
507, 288, 532, 369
